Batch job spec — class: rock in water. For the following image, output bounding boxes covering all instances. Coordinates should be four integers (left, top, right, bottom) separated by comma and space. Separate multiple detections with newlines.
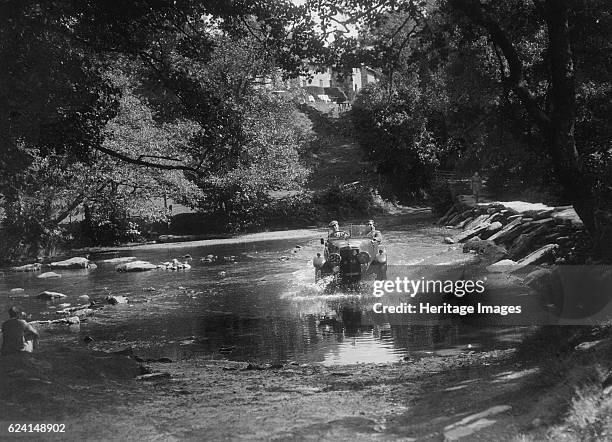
116, 260, 157, 272
486, 259, 518, 273
66, 316, 80, 325
462, 239, 507, 261
453, 223, 491, 243
443, 237, 455, 244
49, 257, 90, 269
106, 296, 129, 305
101, 256, 137, 264
9, 288, 25, 294
10, 263, 42, 272
37, 271, 62, 279
516, 244, 559, 266
37, 291, 67, 300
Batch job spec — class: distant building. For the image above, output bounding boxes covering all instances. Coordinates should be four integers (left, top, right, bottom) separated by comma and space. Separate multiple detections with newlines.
298, 65, 381, 101
299, 68, 333, 88
254, 65, 382, 105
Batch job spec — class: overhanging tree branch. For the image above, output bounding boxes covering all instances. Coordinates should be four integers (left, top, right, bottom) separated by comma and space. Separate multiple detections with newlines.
449, 0, 552, 129
93, 145, 202, 174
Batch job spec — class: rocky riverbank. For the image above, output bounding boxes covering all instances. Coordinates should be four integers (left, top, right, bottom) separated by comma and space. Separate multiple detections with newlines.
438, 198, 592, 267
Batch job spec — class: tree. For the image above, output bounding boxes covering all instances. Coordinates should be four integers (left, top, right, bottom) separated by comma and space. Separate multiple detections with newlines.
0, 0, 324, 255
312, 0, 611, 254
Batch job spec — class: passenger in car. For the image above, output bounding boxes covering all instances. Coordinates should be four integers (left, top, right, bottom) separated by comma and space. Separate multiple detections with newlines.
328, 220, 348, 239
366, 220, 382, 244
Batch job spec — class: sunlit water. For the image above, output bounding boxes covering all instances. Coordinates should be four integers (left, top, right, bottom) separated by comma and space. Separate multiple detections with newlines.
0, 219, 527, 365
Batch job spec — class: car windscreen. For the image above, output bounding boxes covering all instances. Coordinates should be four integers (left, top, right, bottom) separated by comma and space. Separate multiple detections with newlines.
345, 225, 370, 238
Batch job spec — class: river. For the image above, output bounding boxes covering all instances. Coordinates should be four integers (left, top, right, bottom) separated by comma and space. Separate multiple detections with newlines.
1, 216, 527, 365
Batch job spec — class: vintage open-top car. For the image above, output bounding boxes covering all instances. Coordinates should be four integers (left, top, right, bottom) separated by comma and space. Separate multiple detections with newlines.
313, 224, 387, 284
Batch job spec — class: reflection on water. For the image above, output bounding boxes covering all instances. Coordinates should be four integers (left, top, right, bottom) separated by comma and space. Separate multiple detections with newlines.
0, 220, 527, 365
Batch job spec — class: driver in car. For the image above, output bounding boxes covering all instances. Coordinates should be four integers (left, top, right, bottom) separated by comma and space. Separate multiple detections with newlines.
328, 220, 349, 239
366, 220, 383, 244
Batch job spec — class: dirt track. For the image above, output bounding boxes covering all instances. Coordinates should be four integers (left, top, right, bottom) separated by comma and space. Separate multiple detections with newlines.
0, 344, 552, 441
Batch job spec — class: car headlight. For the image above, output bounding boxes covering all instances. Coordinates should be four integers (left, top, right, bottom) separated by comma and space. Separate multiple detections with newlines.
313, 253, 325, 268
356, 251, 371, 264
374, 250, 387, 264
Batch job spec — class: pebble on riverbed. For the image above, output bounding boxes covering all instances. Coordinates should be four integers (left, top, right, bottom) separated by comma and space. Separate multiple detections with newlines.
37, 272, 62, 279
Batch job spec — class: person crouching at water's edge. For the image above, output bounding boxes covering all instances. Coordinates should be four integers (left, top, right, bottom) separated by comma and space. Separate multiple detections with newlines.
1, 306, 39, 356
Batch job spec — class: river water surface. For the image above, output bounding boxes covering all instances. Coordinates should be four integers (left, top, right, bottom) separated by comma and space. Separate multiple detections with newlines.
1, 217, 527, 365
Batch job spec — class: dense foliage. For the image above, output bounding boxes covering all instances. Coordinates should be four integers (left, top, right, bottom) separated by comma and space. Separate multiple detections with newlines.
340, 1, 610, 205
351, 82, 443, 202
0, 0, 323, 256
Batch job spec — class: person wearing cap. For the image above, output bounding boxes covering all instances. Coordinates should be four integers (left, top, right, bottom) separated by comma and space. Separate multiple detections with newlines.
1, 306, 39, 356
328, 220, 348, 239
366, 220, 382, 244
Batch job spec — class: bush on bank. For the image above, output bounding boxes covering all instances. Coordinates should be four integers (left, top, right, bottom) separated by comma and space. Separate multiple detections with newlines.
516, 324, 612, 440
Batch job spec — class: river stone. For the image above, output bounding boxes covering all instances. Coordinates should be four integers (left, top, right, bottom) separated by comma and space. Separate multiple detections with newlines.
443, 237, 455, 244
487, 217, 524, 243
37, 291, 67, 300
37, 271, 62, 279
575, 340, 606, 351
509, 225, 551, 259
517, 244, 559, 266
10, 263, 42, 272
66, 316, 80, 325
488, 221, 503, 230
456, 218, 472, 229
9, 288, 25, 294
116, 260, 157, 272
463, 214, 490, 231
106, 295, 128, 305
486, 259, 518, 273
50, 257, 90, 269
30, 318, 78, 327
462, 239, 507, 261
78, 294, 90, 301
453, 223, 491, 243
71, 308, 94, 318
447, 213, 462, 226
101, 256, 137, 264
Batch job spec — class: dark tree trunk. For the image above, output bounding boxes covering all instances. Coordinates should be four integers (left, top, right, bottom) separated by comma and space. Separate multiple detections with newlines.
544, 0, 596, 233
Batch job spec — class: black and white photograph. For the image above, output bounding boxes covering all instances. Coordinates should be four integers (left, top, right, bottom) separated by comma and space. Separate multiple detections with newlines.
1, 0, 611, 440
